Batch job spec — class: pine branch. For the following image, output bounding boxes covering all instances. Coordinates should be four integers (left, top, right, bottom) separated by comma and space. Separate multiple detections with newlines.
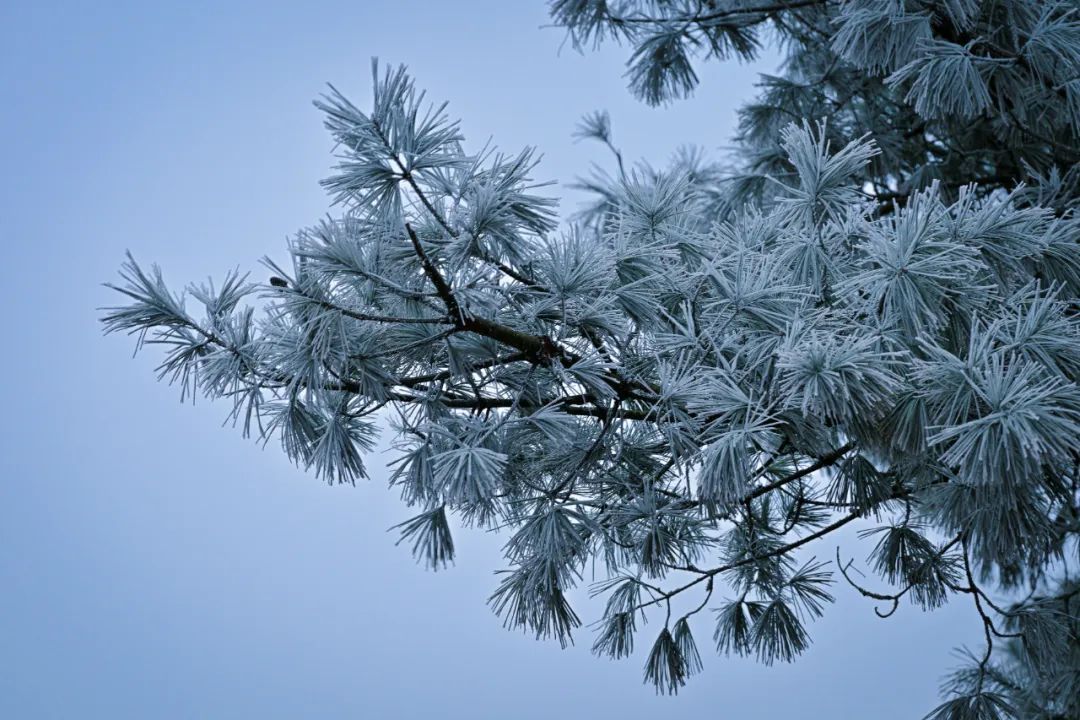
405, 222, 462, 320
396, 352, 530, 387
744, 442, 855, 502
606, 0, 828, 26
632, 509, 862, 613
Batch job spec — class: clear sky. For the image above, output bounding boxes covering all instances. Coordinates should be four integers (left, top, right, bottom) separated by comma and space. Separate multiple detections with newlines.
1, 2, 980, 718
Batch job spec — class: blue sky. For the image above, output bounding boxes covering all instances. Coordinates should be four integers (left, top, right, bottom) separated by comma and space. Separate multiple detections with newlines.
1, 2, 979, 717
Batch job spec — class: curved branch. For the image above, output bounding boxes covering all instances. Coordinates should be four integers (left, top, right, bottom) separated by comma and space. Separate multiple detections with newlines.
835, 547, 908, 618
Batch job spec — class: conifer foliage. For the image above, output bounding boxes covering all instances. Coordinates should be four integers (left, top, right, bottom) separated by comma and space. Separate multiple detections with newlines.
103, 2, 1079, 716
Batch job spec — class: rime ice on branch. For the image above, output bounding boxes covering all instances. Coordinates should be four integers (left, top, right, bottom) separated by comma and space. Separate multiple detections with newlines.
105, 10, 1080, 712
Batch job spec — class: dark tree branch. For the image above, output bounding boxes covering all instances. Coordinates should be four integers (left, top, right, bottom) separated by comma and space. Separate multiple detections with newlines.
633, 508, 862, 613
745, 442, 855, 502
405, 222, 462, 320
396, 351, 530, 387
605, 0, 828, 26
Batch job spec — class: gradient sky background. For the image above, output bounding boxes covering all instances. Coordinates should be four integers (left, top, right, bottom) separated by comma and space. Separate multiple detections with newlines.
2, 2, 981, 718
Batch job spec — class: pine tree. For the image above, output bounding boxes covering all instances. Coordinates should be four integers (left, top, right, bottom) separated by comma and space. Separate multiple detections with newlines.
102, 3, 1080, 717
552, 0, 1080, 216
